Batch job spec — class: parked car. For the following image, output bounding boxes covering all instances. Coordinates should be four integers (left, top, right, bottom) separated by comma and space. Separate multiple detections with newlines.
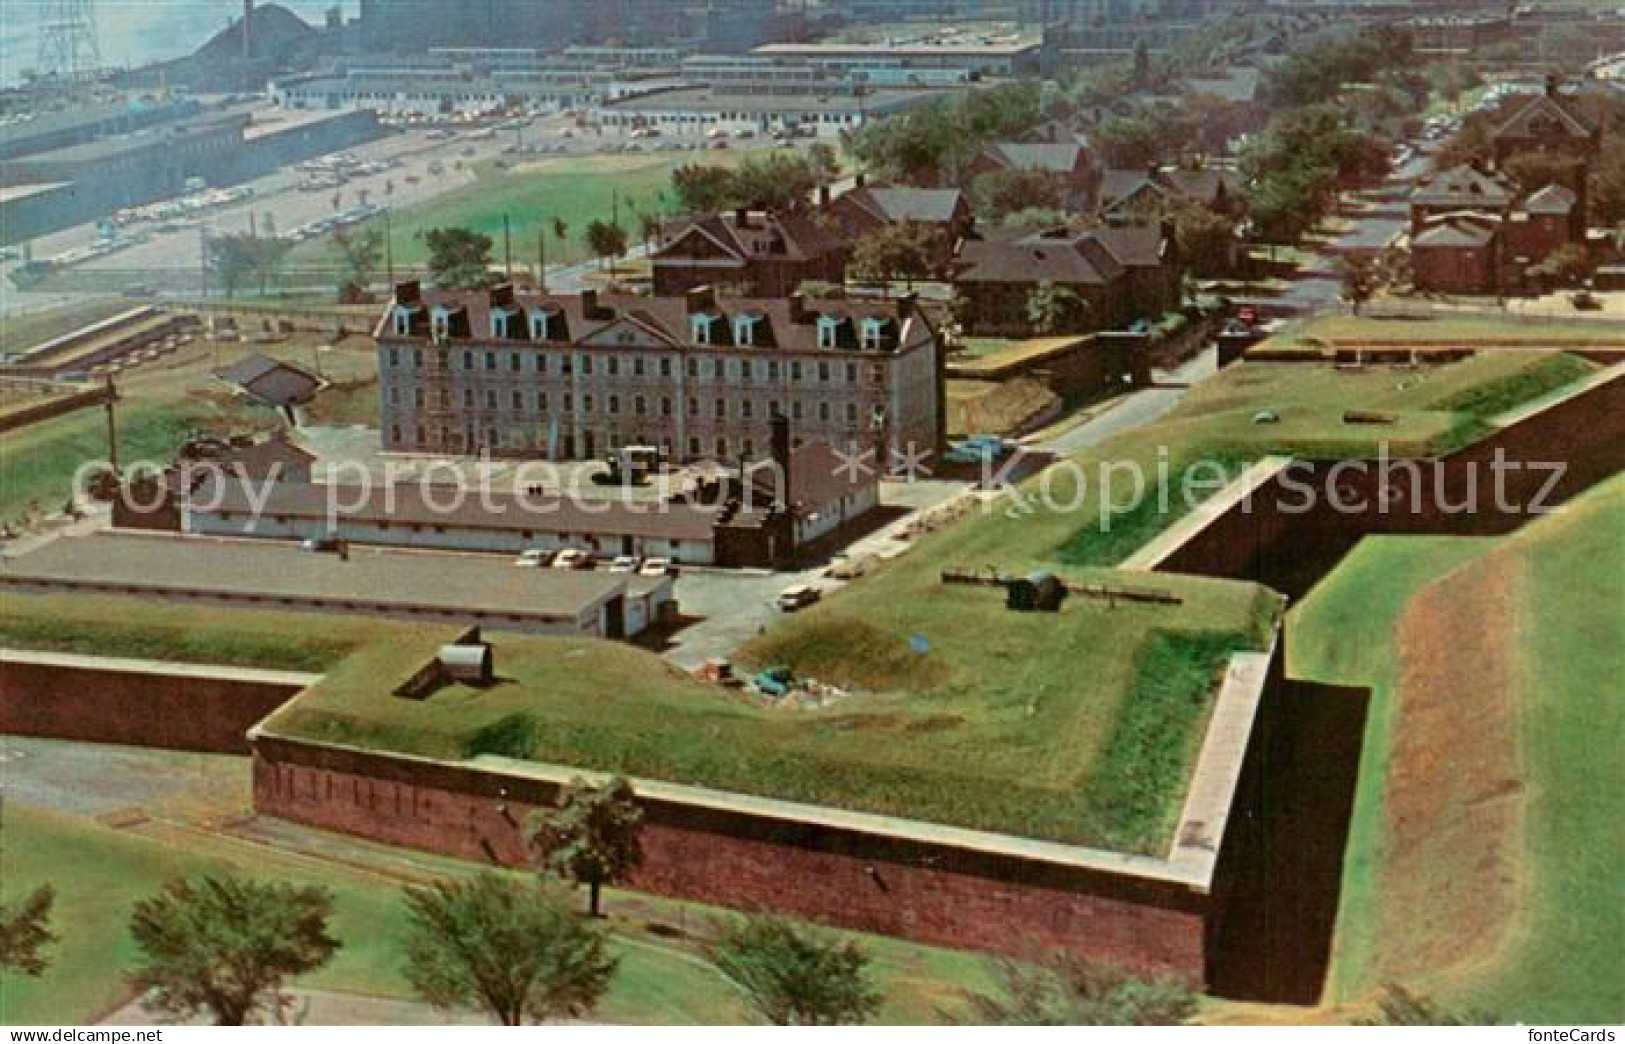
607, 555, 641, 573
775, 584, 820, 611
1571, 290, 1602, 311
302, 535, 343, 553
639, 557, 677, 577
753, 666, 794, 698
513, 548, 554, 568
551, 548, 592, 570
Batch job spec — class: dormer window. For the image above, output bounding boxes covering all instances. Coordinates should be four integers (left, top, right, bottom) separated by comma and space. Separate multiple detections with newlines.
817, 315, 839, 349
529, 311, 549, 341
734, 315, 758, 346
392, 306, 412, 336
860, 318, 885, 351
490, 310, 510, 339
430, 309, 450, 343
691, 313, 715, 345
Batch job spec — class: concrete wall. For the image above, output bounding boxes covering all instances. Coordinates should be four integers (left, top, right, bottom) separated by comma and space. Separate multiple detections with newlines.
250, 735, 1213, 977
0, 653, 310, 754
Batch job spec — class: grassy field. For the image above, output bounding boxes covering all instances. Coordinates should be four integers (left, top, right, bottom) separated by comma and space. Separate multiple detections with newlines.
1265, 313, 1625, 349
0, 332, 376, 530
289, 152, 748, 270
1289, 476, 1625, 1023
0, 802, 994, 1026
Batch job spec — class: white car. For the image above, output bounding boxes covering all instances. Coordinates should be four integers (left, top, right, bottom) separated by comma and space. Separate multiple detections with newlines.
513, 549, 553, 568
551, 548, 592, 570
639, 557, 676, 577
607, 555, 641, 574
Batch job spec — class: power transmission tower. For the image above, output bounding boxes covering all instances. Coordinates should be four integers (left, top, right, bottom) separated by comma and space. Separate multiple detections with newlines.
37, 0, 102, 81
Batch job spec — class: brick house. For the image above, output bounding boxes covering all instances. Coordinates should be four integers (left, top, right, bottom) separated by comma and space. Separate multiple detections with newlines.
1411, 213, 1501, 295
951, 223, 1179, 337
965, 141, 1101, 210
819, 180, 974, 269
1409, 164, 1519, 235
651, 208, 846, 297
1099, 165, 1248, 222
1489, 77, 1602, 166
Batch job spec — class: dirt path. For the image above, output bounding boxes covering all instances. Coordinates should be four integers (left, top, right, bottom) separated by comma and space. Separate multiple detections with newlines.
1377, 550, 1524, 984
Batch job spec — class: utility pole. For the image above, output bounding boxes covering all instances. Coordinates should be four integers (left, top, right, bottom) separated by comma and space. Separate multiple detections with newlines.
383, 207, 394, 288
103, 375, 119, 475
537, 225, 546, 291
198, 224, 209, 299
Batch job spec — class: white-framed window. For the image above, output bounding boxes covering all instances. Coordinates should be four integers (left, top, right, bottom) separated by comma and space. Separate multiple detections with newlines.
430, 309, 450, 342
816, 315, 839, 349
734, 315, 756, 346
530, 311, 549, 340
691, 314, 713, 344
490, 311, 509, 338
861, 318, 885, 351
392, 306, 411, 335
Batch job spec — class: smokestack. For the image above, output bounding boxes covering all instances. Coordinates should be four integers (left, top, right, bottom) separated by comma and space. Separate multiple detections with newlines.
242, 0, 253, 60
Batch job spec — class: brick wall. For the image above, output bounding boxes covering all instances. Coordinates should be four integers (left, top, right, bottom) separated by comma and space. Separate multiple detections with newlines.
0, 659, 305, 754
251, 736, 1211, 977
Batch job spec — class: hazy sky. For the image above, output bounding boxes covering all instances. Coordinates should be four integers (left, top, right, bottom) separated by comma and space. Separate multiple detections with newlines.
1, 0, 339, 82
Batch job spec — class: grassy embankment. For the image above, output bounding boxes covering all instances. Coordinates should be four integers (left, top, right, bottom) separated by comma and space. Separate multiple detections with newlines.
1288, 474, 1625, 1024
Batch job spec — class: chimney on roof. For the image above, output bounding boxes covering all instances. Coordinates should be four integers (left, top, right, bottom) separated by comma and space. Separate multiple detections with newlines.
1546, 72, 1560, 97
855, 172, 867, 188
770, 411, 792, 510
1146, 162, 1160, 181
394, 279, 421, 304
818, 183, 831, 207
580, 288, 600, 318
895, 292, 917, 320
489, 282, 515, 308
787, 292, 810, 324
734, 206, 749, 229
686, 285, 716, 314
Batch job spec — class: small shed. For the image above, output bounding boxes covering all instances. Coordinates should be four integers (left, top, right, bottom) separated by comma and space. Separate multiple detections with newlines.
1006, 571, 1066, 612
438, 643, 494, 685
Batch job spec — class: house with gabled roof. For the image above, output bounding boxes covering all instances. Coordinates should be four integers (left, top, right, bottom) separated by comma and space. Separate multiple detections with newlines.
651, 208, 846, 298
819, 178, 974, 266
964, 141, 1101, 210
1490, 77, 1602, 165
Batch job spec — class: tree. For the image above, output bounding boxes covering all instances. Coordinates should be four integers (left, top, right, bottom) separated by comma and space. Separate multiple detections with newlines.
583, 220, 629, 276
401, 874, 617, 1027
0, 885, 56, 978
127, 875, 339, 1026
849, 221, 947, 292
955, 952, 1197, 1026
423, 227, 494, 290
1025, 280, 1089, 335
732, 151, 820, 211
334, 224, 383, 303
636, 210, 663, 254
1503, 150, 1585, 195
205, 234, 266, 299
1000, 206, 1073, 231
1340, 254, 1379, 314
970, 169, 1063, 222
1526, 243, 1594, 289
711, 914, 882, 1026
1171, 203, 1238, 278
526, 776, 643, 917
672, 164, 740, 213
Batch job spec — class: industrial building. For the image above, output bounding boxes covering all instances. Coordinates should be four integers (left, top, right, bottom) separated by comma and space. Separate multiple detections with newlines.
0, 532, 674, 639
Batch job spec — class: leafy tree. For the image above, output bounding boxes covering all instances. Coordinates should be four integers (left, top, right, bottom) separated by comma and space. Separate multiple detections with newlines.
732, 151, 820, 211
1591, 140, 1625, 225
970, 169, 1062, 221
1503, 151, 1586, 195
635, 210, 663, 254
806, 142, 840, 184
1000, 206, 1074, 231
1025, 280, 1089, 335
711, 914, 882, 1026
1171, 203, 1238, 278
955, 953, 1197, 1026
850, 82, 1045, 187
1359, 984, 1492, 1026
672, 163, 740, 213
526, 776, 643, 917
424, 227, 495, 290
127, 875, 339, 1025
206, 233, 287, 299
1526, 243, 1594, 288
1340, 254, 1379, 314
401, 874, 617, 1027
0, 885, 56, 978
583, 220, 629, 275
334, 224, 383, 302
849, 221, 948, 291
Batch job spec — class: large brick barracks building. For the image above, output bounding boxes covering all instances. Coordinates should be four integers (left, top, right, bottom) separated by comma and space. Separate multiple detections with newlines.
377, 281, 944, 465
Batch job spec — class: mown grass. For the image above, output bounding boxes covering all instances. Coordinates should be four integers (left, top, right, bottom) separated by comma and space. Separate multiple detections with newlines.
1290, 475, 1625, 1024
289, 152, 748, 269
0, 297, 139, 357
0, 802, 992, 1026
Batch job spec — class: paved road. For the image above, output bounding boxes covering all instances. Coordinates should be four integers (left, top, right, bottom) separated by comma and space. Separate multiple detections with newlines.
1035, 347, 1217, 458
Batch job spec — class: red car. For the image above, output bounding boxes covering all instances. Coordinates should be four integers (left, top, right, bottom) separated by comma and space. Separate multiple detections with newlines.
1236, 304, 1260, 326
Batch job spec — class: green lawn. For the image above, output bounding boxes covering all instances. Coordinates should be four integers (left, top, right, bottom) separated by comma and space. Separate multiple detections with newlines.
1266, 313, 1625, 349
0, 802, 992, 1025
0, 397, 275, 530
0, 298, 140, 358
290, 152, 748, 270
1289, 475, 1625, 1024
